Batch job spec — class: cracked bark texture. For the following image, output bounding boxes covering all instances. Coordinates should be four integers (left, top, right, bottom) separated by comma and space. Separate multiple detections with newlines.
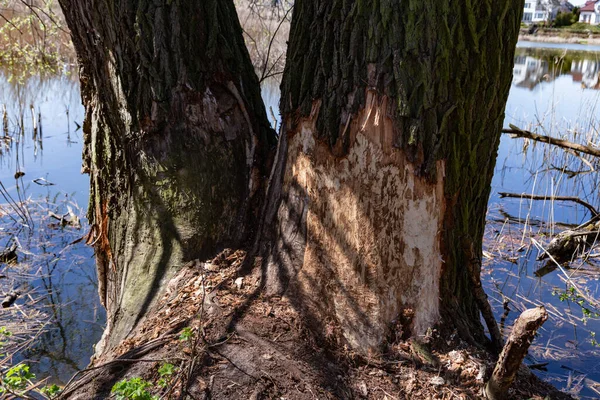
58, 0, 276, 354
266, 0, 523, 352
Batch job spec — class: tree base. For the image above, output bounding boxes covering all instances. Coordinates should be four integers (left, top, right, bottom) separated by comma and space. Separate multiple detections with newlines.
59, 250, 572, 400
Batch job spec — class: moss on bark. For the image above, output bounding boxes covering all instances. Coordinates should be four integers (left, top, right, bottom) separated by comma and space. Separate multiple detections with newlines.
58, 0, 275, 352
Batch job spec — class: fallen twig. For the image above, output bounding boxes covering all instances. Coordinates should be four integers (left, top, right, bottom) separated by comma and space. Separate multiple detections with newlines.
498, 192, 599, 217
502, 125, 600, 158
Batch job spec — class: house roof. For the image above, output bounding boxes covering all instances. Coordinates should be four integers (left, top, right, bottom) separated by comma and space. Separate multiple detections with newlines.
560, 1, 574, 11
535, 0, 563, 11
580, 0, 597, 12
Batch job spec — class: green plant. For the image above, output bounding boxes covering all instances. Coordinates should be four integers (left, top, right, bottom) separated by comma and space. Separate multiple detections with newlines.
41, 383, 61, 397
111, 377, 158, 400
561, 21, 600, 33
0, 327, 11, 355
157, 363, 177, 388
0, 0, 72, 82
553, 286, 600, 323
179, 327, 194, 341
1, 364, 36, 393
554, 11, 579, 27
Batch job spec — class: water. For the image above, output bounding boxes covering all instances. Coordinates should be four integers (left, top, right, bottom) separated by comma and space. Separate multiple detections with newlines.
0, 69, 105, 385
489, 42, 600, 398
518, 41, 600, 52
0, 72, 89, 205
2, 42, 600, 396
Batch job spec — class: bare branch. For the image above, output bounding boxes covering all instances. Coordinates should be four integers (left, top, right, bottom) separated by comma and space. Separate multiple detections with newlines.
0, 12, 24, 34
260, 4, 293, 82
502, 124, 600, 158
498, 192, 599, 217
23, 1, 69, 34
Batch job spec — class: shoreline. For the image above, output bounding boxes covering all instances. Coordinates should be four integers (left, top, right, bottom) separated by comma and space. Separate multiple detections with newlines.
518, 26, 600, 45
519, 34, 600, 45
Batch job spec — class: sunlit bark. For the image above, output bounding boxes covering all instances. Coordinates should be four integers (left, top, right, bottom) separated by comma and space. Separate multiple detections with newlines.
266, 0, 523, 352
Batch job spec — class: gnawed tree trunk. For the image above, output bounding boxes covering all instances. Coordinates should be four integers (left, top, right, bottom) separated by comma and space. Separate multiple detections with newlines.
265, 0, 523, 354
486, 307, 549, 400
58, 0, 275, 355
52, 2, 570, 399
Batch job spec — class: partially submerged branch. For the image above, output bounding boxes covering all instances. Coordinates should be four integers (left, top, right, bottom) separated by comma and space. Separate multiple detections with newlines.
1, 291, 19, 308
498, 192, 599, 217
536, 224, 600, 262
502, 125, 600, 158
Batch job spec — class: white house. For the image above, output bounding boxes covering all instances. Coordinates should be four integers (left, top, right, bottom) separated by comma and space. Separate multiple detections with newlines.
522, 0, 567, 24
579, 1, 600, 25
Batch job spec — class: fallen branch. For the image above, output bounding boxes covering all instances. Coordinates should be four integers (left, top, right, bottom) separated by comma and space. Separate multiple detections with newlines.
498, 192, 599, 217
536, 224, 600, 262
2, 292, 19, 308
0, 242, 18, 264
531, 237, 600, 310
485, 307, 548, 400
59, 334, 177, 397
502, 125, 600, 158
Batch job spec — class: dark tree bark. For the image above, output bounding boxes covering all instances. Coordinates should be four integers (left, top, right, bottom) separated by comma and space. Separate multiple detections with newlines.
58, 0, 276, 354
50, 1, 568, 399
265, 0, 523, 353
56, 0, 530, 392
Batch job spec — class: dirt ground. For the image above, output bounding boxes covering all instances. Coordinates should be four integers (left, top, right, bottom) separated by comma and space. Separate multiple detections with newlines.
58, 249, 572, 399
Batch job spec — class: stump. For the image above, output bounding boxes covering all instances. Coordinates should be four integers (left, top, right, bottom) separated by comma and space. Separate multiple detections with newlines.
485, 307, 548, 400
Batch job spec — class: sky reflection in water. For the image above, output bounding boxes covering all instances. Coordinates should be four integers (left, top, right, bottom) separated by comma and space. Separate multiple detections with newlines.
0, 70, 104, 385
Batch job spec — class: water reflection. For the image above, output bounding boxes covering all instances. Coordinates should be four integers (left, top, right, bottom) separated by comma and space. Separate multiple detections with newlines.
0, 66, 104, 385
492, 43, 600, 398
513, 46, 600, 91
0, 68, 88, 204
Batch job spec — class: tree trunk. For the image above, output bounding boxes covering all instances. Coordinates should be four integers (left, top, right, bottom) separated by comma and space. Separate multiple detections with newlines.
58, 0, 276, 355
50, 2, 570, 399
265, 0, 523, 353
